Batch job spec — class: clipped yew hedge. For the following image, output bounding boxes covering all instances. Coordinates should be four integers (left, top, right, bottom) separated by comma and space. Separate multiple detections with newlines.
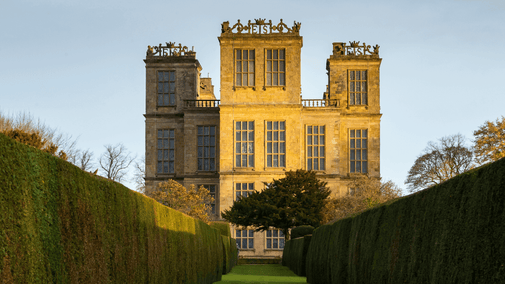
210, 222, 238, 274
0, 134, 236, 283
282, 235, 312, 276
306, 158, 505, 284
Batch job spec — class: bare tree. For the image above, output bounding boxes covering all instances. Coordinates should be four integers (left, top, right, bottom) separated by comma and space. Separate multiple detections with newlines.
99, 144, 135, 182
473, 116, 505, 165
0, 111, 78, 161
322, 175, 402, 224
69, 149, 94, 171
133, 156, 146, 193
405, 134, 474, 193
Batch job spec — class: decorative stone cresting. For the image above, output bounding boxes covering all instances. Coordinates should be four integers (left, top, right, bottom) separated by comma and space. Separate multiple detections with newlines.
221, 19, 301, 35
332, 41, 380, 58
146, 42, 196, 57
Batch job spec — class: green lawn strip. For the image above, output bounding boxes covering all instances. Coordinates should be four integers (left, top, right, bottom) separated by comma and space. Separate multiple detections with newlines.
213, 264, 307, 283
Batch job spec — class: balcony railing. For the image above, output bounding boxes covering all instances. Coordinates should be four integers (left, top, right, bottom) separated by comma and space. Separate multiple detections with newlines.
302, 99, 340, 108
184, 100, 220, 108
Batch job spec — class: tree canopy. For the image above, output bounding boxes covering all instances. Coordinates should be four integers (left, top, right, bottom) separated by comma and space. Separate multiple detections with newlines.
149, 180, 214, 224
221, 170, 330, 240
474, 116, 505, 165
322, 175, 402, 224
405, 134, 473, 192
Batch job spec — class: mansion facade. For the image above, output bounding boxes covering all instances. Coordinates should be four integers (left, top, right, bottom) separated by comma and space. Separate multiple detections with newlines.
144, 19, 382, 259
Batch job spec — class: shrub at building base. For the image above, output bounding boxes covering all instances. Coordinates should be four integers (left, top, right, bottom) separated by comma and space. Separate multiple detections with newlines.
282, 235, 311, 276
0, 134, 236, 283
305, 158, 505, 284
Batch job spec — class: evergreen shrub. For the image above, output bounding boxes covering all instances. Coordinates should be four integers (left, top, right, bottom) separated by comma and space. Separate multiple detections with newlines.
291, 225, 314, 239
306, 158, 505, 284
0, 134, 236, 283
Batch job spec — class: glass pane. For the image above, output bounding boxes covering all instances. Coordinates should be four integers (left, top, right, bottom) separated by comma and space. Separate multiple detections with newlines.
163, 95, 169, 105
273, 61, 278, 72
164, 162, 168, 173
280, 142, 285, 153
157, 139, 162, 149
267, 73, 272, 85
363, 149, 367, 160
157, 162, 162, 173
356, 161, 361, 172
351, 150, 355, 160
249, 155, 254, 167
236, 122, 241, 130
274, 132, 278, 141
356, 71, 361, 80
158, 72, 163, 82
308, 136, 312, 145
357, 150, 361, 160
210, 147, 215, 158
279, 49, 285, 59
363, 139, 367, 148
236, 50, 241, 60
198, 159, 203, 170
273, 155, 278, 167
236, 155, 240, 167
280, 61, 285, 71
356, 140, 361, 148
242, 155, 247, 167
363, 93, 368, 105
267, 50, 272, 59
267, 142, 272, 153
242, 239, 247, 249
363, 161, 368, 173
273, 230, 278, 237
249, 121, 254, 130
280, 155, 285, 167
356, 94, 361, 105
350, 71, 355, 80
267, 155, 272, 167
350, 82, 355, 92
242, 132, 247, 141
350, 130, 355, 138
169, 139, 174, 149
320, 146, 325, 157
243, 50, 248, 60
351, 162, 355, 173
204, 159, 209, 170
210, 160, 215, 170
243, 121, 248, 130
267, 239, 271, 249
280, 239, 285, 248
158, 150, 162, 160
250, 50, 255, 59
320, 158, 325, 170
169, 161, 174, 173
362, 70, 367, 80
273, 50, 278, 59
197, 136, 203, 146
249, 74, 254, 85
249, 230, 254, 237
169, 71, 175, 81
273, 239, 278, 249
248, 142, 254, 153
249, 239, 254, 249
249, 131, 254, 141
210, 126, 215, 135
267, 230, 272, 238
236, 74, 242, 85
243, 74, 248, 85
169, 83, 175, 93
267, 61, 272, 72
308, 146, 312, 157
280, 73, 285, 85
308, 159, 312, 170
320, 136, 325, 145
164, 150, 168, 160
314, 147, 318, 157
280, 131, 285, 141
169, 150, 174, 160
314, 158, 319, 170
350, 139, 355, 148
210, 136, 215, 146
273, 73, 278, 85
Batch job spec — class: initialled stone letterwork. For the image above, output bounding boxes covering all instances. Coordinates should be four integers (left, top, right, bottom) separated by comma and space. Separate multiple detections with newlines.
332, 41, 380, 57
146, 42, 196, 57
221, 19, 301, 35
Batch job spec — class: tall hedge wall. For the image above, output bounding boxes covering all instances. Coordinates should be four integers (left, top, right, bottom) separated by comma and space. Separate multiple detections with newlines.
306, 158, 505, 284
0, 134, 236, 283
210, 222, 238, 274
282, 235, 311, 276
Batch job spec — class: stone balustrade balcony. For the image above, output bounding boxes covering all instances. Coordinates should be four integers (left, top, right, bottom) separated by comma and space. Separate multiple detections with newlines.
184, 100, 220, 109
301, 99, 340, 108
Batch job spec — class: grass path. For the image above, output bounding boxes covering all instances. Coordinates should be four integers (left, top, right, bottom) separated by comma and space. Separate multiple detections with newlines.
213, 264, 307, 284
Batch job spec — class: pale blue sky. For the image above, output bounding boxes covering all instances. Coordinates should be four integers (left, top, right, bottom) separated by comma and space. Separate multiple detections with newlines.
1, 0, 504, 194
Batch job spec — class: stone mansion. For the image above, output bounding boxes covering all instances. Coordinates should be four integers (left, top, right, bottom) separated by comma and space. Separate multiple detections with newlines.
143, 19, 382, 259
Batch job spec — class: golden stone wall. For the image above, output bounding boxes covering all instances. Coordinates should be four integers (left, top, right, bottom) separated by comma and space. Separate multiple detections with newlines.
144, 22, 382, 259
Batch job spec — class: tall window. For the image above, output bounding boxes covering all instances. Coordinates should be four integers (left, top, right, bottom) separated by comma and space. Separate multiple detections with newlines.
350, 129, 368, 173
307, 126, 325, 170
266, 229, 285, 249
266, 121, 286, 167
158, 71, 176, 106
266, 49, 285, 86
236, 50, 255, 86
235, 121, 254, 167
197, 126, 216, 171
157, 129, 175, 173
236, 229, 254, 249
349, 70, 367, 105
235, 183, 254, 200
200, 185, 216, 214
